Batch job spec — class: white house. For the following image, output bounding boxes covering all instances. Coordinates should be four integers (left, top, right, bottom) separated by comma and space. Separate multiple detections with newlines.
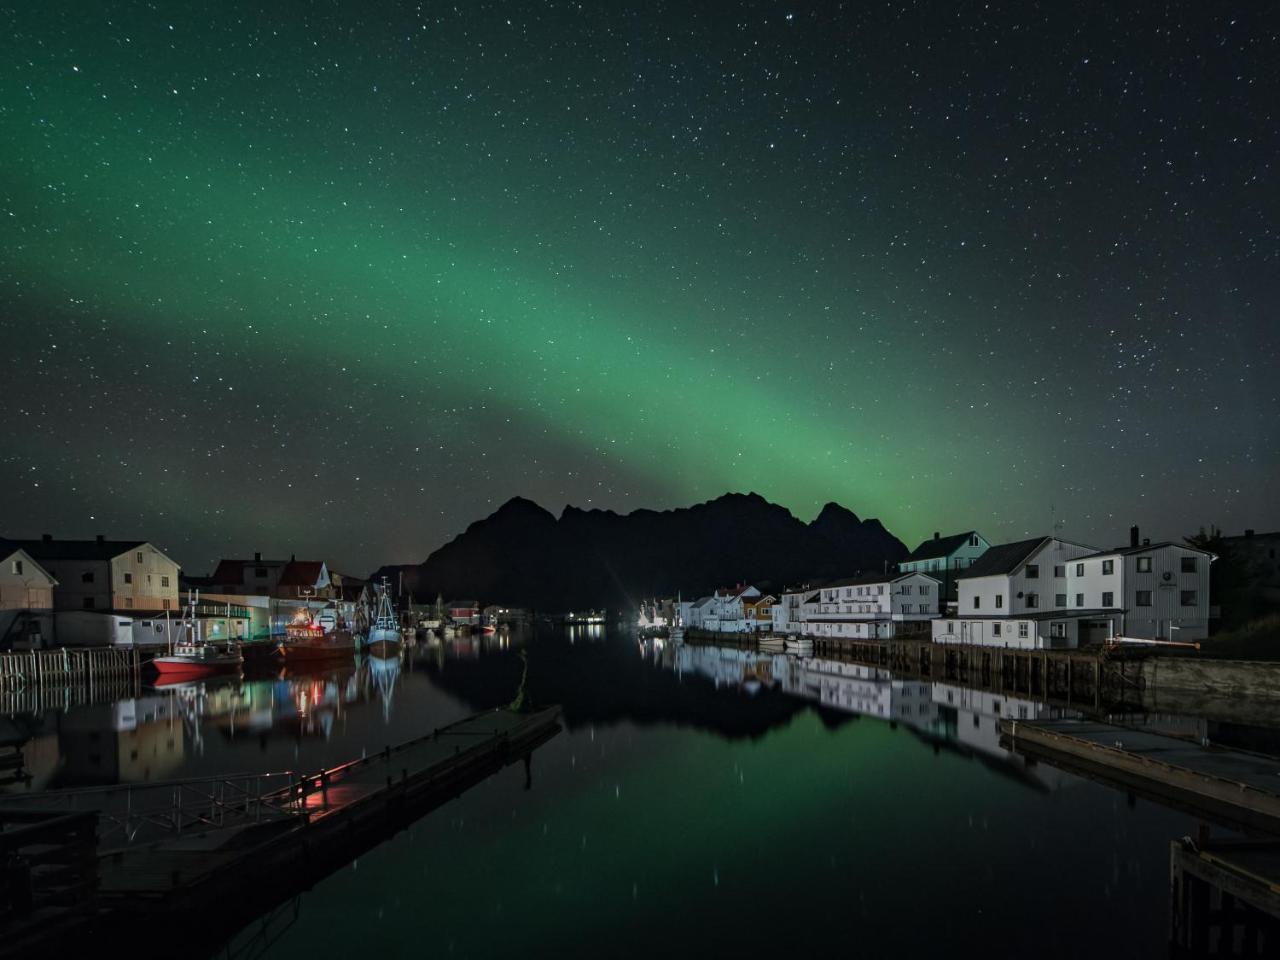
898, 531, 990, 609
702, 585, 761, 633
1069, 533, 1214, 641
774, 586, 820, 636
933, 536, 1108, 650
799, 572, 940, 641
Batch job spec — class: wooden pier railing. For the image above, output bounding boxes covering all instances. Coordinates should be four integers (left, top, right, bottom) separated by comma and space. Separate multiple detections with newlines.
0, 648, 142, 716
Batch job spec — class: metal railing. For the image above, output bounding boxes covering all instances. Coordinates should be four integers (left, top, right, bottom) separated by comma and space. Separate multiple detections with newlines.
0, 771, 302, 847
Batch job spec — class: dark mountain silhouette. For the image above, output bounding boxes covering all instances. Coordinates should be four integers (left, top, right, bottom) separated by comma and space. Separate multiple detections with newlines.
381, 492, 908, 610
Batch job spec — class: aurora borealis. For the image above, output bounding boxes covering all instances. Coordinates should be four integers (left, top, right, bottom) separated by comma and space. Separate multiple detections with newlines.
2, 2, 1277, 573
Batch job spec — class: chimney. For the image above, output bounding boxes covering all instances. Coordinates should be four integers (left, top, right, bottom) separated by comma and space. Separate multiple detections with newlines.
1129, 526, 1139, 548
96, 534, 105, 544
933, 532, 940, 540
41, 533, 52, 543
254, 551, 261, 562
1143, 538, 1150, 546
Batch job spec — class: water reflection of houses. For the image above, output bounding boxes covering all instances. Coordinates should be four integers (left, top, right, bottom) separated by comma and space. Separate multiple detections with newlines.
671, 644, 1078, 788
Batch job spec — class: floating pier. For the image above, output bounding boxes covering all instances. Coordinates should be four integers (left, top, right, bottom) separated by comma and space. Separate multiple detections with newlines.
1001, 718, 1280, 835
0, 705, 562, 957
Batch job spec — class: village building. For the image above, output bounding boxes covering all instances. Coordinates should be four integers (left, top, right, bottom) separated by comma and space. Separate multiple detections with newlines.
897, 531, 990, 609
773, 585, 819, 636
1222, 528, 1280, 606
742, 594, 776, 632
0, 546, 57, 649
799, 572, 940, 641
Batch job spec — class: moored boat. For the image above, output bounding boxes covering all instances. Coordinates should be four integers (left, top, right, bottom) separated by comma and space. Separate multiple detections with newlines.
149, 590, 244, 678
278, 618, 359, 662
365, 578, 402, 656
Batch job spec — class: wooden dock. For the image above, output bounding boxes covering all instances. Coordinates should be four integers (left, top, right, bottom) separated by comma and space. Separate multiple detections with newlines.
1001, 718, 1280, 835
0, 647, 140, 692
1170, 837, 1280, 955
0, 705, 562, 957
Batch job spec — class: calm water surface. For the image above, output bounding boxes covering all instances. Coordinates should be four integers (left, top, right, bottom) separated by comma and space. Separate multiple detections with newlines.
0, 627, 1245, 957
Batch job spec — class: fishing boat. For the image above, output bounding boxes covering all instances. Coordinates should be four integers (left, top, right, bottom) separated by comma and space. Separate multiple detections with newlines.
366, 578, 402, 656
277, 609, 358, 662
757, 636, 787, 653
784, 637, 813, 655
150, 591, 244, 679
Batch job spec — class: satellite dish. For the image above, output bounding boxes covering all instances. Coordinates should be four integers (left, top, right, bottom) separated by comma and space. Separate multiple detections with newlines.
1162, 572, 1172, 582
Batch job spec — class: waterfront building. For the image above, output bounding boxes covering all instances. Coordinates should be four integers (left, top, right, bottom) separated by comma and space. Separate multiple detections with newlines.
275, 560, 333, 600
932, 536, 1102, 649
702, 584, 761, 633
446, 600, 480, 625
742, 593, 776, 632
931, 530, 1213, 648
638, 598, 676, 631
773, 585, 819, 635
799, 572, 940, 640
2, 535, 181, 619
210, 553, 292, 596
0, 546, 57, 649
898, 531, 990, 609
1070, 532, 1214, 641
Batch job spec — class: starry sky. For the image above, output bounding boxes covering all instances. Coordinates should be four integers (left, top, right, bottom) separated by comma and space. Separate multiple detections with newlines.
1, 1, 1276, 575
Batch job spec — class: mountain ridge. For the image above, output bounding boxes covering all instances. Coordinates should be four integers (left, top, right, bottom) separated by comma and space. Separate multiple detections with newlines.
377, 492, 909, 610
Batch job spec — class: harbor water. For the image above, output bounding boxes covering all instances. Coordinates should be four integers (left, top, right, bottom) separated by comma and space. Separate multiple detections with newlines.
0, 625, 1269, 958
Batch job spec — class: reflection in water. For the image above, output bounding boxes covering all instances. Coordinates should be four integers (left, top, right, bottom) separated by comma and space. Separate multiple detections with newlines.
2, 626, 1278, 957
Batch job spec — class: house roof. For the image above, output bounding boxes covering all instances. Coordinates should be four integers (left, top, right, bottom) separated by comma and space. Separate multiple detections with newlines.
211, 558, 289, 583
277, 560, 328, 587
957, 537, 1052, 579
0, 547, 57, 585
4, 536, 149, 563
1075, 541, 1216, 560
445, 599, 479, 608
905, 532, 979, 563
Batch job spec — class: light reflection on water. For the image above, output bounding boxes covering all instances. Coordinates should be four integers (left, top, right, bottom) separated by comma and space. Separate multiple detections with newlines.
1, 626, 1274, 958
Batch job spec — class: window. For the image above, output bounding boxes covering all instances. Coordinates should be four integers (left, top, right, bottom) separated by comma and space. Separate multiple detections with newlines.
992, 622, 1002, 636
1076, 593, 1084, 607
161, 576, 170, 588
973, 596, 981, 610
83, 597, 95, 609
1026, 564, 1039, 579
1026, 593, 1039, 609
1018, 622, 1028, 639
136, 552, 143, 563
123, 597, 132, 609
995, 594, 1003, 609
1050, 622, 1067, 639
1102, 559, 1114, 575
1053, 565, 1065, 578
947, 621, 954, 632
920, 585, 930, 595
162, 598, 172, 610
1181, 556, 1197, 573
1181, 590, 1197, 606
123, 572, 133, 584
902, 585, 913, 595
10, 560, 22, 575
1137, 556, 1152, 572
1055, 593, 1067, 607
1075, 563, 1084, 576
971, 534, 979, 546
1136, 590, 1153, 607
1102, 591, 1114, 607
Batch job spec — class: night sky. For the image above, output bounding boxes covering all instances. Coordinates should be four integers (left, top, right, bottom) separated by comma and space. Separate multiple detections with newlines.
2, 2, 1276, 575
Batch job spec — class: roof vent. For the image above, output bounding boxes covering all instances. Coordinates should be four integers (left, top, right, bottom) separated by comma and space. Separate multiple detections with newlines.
933, 531, 940, 540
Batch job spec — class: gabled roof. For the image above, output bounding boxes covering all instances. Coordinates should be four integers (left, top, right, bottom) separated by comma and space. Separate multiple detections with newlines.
957, 537, 1051, 579
0, 546, 58, 585
445, 599, 479, 608
1076, 541, 1216, 560
277, 560, 328, 587
211, 557, 289, 583
905, 532, 980, 563
4, 536, 149, 563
